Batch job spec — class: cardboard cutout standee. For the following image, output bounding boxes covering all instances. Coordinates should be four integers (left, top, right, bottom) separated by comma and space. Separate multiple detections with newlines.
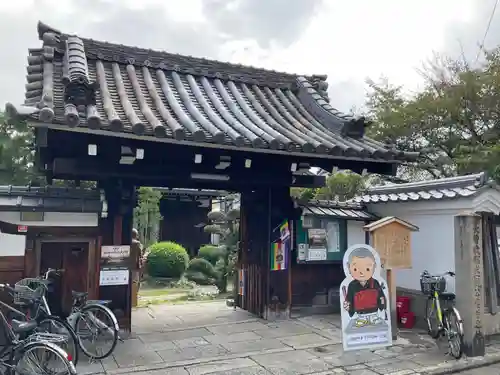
340, 244, 392, 351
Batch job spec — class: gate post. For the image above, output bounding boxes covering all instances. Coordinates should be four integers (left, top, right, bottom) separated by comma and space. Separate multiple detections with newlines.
454, 213, 485, 357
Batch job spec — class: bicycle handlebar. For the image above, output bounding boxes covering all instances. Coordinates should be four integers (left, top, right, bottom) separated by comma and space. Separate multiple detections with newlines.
43, 268, 65, 279
421, 270, 455, 278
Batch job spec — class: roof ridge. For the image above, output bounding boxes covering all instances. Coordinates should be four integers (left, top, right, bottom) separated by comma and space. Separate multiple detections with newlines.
367, 172, 487, 194
36, 21, 324, 87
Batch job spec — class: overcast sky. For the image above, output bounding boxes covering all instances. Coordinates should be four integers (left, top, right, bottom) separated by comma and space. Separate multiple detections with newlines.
0, 0, 497, 112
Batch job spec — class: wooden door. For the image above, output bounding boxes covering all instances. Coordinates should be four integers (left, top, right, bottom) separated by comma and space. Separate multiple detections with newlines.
41, 242, 89, 315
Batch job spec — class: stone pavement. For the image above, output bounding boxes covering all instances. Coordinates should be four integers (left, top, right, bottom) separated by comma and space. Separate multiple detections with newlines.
76, 301, 500, 375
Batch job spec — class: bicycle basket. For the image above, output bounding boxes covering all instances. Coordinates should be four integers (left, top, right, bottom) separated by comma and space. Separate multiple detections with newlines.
420, 276, 446, 295
13, 280, 45, 306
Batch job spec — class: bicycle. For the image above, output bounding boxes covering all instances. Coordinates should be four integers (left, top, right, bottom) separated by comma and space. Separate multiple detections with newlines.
0, 284, 77, 375
420, 270, 464, 359
0, 281, 79, 365
42, 268, 120, 359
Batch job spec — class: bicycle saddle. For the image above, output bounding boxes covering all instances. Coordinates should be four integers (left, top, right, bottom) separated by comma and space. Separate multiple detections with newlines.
10, 319, 37, 334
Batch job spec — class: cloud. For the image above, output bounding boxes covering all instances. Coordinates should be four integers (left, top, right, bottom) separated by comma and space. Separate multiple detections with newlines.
443, 0, 500, 62
200, 0, 325, 48
0, 0, 226, 107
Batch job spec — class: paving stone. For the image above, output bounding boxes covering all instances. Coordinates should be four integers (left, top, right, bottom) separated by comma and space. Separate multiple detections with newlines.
201, 367, 271, 375
113, 350, 163, 368
204, 331, 263, 345
101, 356, 119, 371
142, 367, 189, 375
186, 357, 259, 375
254, 325, 313, 339
207, 321, 269, 335
221, 338, 289, 354
321, 349, 383, 366
140, 328, 212, 343
144, 340, 178, 352
76, 360, 104, 375
156, 344, 228, 363
251, 349, 333, 375
278, 333, 333, 349
174, 337, 211, 349
365, 358, 420, 373
404, 352, 446, 367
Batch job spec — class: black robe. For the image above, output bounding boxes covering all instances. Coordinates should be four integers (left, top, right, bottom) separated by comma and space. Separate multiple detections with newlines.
345, 278, 386, 317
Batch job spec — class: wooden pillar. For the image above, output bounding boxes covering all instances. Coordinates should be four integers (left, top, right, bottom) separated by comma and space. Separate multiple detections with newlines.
454, 213, 485, 357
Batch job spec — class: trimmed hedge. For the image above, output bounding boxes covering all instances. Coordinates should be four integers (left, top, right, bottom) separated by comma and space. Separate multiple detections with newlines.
146, 241, 189, 278
198, 245, 222, 265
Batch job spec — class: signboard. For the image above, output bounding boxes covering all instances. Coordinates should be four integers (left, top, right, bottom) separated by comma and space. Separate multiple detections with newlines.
17, 225, 28, 233
99, 268, 130, 286
340, 244, 392, 351
101, 245, 130, 260
308, 248, 327, 261
297, 243, 307, 261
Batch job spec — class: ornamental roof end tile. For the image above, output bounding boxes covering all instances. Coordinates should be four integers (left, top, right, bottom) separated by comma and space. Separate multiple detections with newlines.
352, 172, 495, 204
6, 21, 418, 163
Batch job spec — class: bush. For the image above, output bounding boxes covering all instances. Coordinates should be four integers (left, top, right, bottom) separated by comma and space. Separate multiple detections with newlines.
146, 241, 189, 278
187, 258, 218, 278
198, 245, 222, 265
185, 271, 214, 285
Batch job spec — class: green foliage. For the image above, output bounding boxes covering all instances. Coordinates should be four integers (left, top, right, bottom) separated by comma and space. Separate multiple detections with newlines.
134, 187, 162, 248
146, 241, 189, 278
187, 257, 218, 277
198, 245, 222, 265
290, 171, 366, 201
364, 50, 500, 181
189, 208, 241, 293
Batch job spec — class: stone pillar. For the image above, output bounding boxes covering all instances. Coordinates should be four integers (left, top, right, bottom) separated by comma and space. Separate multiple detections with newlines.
454, 213, 485, 357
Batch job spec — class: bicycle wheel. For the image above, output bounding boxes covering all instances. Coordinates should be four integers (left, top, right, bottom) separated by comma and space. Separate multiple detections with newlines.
425, 298, 441, 338
445, 307, 464, 359
15, 341, 77, 375
75, 304, 118, 359
37, 315, 79, 366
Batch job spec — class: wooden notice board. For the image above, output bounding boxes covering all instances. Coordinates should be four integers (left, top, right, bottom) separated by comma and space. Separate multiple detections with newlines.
364, 217, 419, 270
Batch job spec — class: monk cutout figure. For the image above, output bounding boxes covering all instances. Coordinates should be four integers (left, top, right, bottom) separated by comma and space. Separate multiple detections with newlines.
340, 244, 392, 351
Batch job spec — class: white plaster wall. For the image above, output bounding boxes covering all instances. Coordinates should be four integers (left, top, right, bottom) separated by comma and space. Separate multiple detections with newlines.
347, 220, 366, 247
366, 204, 457, 293
0, 232, 26, 256
0, 212, 98, 227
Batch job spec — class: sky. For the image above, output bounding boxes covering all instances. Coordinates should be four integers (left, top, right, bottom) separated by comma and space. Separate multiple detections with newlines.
0, 0, 497, 113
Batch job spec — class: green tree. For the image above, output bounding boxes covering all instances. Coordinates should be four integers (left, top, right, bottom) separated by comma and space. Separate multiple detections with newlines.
0, 112, 39, 185
133, 187, 162, 248
291, 171, 367, 201
365, 50, 500, 181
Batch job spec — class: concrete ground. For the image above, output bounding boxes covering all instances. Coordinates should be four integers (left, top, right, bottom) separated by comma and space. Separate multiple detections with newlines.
76, 301, 500, 375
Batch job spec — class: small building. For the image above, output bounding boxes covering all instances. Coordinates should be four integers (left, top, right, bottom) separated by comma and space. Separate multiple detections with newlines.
354, 172, 500, 333
277, 199, 377, 314
0, 186, 103, 315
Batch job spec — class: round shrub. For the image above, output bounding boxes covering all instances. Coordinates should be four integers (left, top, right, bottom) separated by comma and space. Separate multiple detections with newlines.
185, 271, 214, 285
188, 258, 218, 278
146, 241, 189, 278
198, 245, 222, 265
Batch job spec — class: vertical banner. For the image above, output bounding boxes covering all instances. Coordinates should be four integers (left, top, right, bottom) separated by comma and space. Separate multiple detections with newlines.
270, 241, 286, 271
340, 244, 392, 351
238, 269, 245, 296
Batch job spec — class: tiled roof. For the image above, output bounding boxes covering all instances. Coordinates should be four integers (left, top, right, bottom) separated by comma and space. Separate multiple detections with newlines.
297, 199, 377, 221
0, 185, 102, 212
353, 172, 491, 204
5, 21, 419, 162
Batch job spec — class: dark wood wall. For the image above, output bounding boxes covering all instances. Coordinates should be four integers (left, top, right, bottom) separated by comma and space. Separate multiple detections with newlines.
159, 199, 211, 257
291, 263, 345, 306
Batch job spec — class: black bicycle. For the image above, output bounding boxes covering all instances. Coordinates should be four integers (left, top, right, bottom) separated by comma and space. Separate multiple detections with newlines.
0, 281, 79, 365
420, 270, 464, 359
0, 284, 77, 375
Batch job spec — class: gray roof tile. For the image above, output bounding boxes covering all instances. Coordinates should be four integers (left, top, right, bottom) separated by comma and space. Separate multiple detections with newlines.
353, 172, 489, 204
5, 21, 419, 162
297, 199, 377, 220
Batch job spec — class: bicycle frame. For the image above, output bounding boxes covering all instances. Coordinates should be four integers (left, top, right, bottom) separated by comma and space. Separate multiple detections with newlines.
431, 290, 445, 328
